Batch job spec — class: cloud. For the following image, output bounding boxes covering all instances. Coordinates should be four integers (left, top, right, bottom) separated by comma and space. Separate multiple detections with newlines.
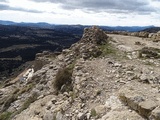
0, 0, 7, 2
30, 0, 156, 14
30, 0, 65, 3
0, 3, 43, 13
0, 4, 8, 10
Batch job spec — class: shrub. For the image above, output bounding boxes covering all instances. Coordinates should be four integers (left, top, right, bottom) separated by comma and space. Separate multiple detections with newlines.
139, 47, 160, 59
34, 60, 48, 72
54, 66, 73, 92
91, 108, 97, 117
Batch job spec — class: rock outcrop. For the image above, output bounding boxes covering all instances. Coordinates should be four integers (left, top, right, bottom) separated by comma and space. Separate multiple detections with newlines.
81, 26, 108, 44
119, 81, 160, 119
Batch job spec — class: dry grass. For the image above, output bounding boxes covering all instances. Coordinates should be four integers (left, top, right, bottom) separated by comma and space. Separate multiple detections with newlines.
54, 67, 73, 91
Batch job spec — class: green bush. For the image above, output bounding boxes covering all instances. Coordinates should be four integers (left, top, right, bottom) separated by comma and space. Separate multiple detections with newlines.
54, 66, 73, 91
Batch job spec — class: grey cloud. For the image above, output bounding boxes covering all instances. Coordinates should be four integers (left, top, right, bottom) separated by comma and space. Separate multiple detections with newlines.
0, 4, 10, 10
0, 0, 7, 2
30, 0, 156, 14
0, 3, 43, 13
29, 0, 65, 3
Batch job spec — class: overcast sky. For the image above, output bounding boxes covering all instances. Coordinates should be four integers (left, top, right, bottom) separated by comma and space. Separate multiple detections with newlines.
0, 0, 160, 26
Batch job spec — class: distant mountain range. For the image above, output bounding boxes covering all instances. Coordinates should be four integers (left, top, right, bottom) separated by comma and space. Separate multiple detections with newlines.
0, 20, 155, 32
142, 27, 160, 33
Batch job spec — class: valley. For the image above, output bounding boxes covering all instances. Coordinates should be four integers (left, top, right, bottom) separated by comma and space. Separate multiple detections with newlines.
0, 25, 81, 80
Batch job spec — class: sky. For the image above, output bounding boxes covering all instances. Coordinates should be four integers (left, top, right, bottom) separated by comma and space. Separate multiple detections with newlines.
0, 0, 160, 26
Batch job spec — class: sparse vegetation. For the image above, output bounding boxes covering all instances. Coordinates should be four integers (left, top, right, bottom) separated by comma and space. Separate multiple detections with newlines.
0, 81, 4, 88
18, 83, 34, 94
97, 37, 117, 56
90, 49, 102, 58
13, 89, 20, 94
69, 91, 77, 103
139, 47, 160, 59
21, 93, 38, 110
53, 65, 73, 92
91, 108, 97, 117
99, 43, 117, 56
53, 115, 56, 120
1, 83, 35, 112
8, 92, 39, 119
3, 95, 17, 111
34, 60, 48, 72
0, 112, 12, 120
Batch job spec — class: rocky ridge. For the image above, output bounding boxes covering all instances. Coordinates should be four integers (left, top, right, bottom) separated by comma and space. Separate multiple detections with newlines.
0, 26, 160, 120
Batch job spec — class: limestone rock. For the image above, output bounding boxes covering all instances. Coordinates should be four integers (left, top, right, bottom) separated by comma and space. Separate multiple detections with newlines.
43, 111, 54, 120
139, 100, 157, 117
81, 26, 108, 45
119, 81, 160, 118
150, 107, 160, 120
56, 112, 63, 120
77, 112, 86, 120
95, 105, 106, 116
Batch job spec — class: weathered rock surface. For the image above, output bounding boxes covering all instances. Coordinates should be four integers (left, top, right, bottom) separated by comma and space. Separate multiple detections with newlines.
119, 81, 160, 119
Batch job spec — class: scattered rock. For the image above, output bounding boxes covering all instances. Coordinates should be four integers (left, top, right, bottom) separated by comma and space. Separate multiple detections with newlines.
95, 105, 106, 116
150, 107, 160, 120
77, 112, 86, 120
56, 112, 63, 120
113, 63, 122, 67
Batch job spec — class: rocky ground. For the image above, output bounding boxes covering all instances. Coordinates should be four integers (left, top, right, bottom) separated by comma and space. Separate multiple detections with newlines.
0, 26, 160, 120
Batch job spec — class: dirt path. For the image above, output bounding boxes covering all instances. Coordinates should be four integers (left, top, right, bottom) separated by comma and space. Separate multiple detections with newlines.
76, 34, 160, 119
108, 34, 160, 52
